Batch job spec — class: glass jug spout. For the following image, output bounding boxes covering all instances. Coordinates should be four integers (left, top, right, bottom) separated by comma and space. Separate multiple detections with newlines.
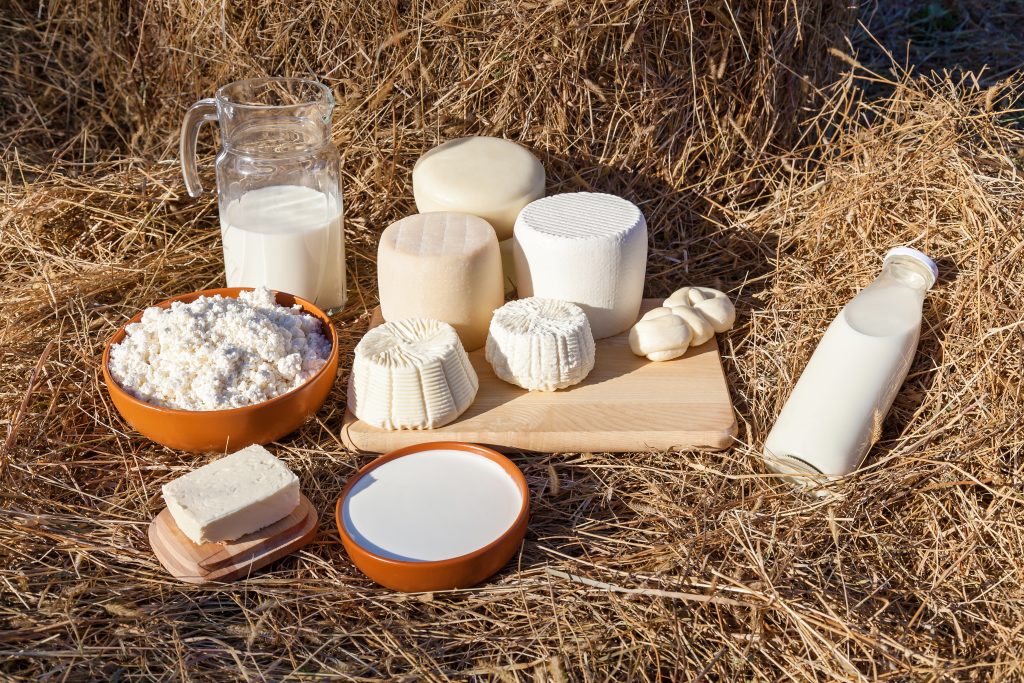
179, 78, 336, 196
215, 78, 335, 154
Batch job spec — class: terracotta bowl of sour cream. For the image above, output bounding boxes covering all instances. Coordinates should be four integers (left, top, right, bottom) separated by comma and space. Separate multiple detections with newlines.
101, 287, 339, 453
336, 442, 530, 592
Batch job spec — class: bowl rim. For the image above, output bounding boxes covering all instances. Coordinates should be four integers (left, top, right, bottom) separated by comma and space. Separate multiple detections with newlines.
101, 287, 339, 416
334, 441, 530, 570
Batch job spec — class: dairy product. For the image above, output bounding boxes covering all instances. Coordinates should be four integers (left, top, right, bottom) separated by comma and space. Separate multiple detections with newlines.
628, 308, 694, 362
763, 247, 938, 482
108, 287, 331, 411
162, 445, 300, 544
514, 193, 647, 339
498, 239, 516, 293
341, 448, 523, 561
220, 185, 346, 311
412, 136, 545, 291
486, 298, 596, 391
662, 287, 736, 333
412, 136, 545, 241
629, 286, 735, 362
348, 318, 478, 430
378, 212, 503, 351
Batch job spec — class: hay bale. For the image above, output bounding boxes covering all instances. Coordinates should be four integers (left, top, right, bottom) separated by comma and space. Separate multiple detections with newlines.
4, 0, 850, 212
4, 0, 1024, 679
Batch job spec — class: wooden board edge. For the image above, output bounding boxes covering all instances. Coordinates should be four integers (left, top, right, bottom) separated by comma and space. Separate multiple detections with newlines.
206, 507, 319, 583
341, 409, 739, 454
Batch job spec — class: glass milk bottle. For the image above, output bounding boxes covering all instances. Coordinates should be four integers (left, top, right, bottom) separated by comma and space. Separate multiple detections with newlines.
762, 247, 938, 483
180, 77, 346, 312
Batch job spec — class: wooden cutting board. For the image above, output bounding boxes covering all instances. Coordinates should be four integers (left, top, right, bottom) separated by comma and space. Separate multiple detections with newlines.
340, 300, 736, 454
149, 495, 318, 583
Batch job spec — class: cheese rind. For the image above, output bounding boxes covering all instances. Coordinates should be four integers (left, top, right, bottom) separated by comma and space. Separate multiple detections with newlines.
378, 212, 503, 351
348, 318, 479, 430
485, 297, 596, 391
161, 445, 300, 544
412, 137, 545, 241
513, 193, 647, 339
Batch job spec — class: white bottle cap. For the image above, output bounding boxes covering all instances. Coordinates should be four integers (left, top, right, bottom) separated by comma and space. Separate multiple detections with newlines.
883, 246, 938, 288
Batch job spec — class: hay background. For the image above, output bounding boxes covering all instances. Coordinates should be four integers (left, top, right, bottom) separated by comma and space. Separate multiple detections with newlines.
2, 0, 1024, 680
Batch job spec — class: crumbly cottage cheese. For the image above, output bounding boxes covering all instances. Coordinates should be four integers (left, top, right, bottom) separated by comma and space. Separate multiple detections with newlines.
109, 287, 331, 411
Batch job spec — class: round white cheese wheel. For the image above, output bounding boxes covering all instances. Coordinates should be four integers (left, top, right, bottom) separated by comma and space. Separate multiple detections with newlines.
513, 192, 648, 339
485, 297, 596, 391
348, 319, 478, 430
378, 212, 503, 351
412, 137, 545, 241
413, 137, 545, 292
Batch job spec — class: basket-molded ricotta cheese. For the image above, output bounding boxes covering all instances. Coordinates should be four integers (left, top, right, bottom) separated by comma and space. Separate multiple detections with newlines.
485, 297, 595, 391
348, 319, 479, 430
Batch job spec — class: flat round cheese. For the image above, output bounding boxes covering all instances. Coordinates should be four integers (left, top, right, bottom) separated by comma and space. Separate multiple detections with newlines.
348, 319, 478, 430
485, 297, 596, 391
513, 192, 647, 339
378, 212, 503, 351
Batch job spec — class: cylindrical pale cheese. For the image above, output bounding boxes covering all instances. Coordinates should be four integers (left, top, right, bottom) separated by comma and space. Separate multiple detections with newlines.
378, 212, 503, 351
513, 193, 648, 339
412, 136, 545, 291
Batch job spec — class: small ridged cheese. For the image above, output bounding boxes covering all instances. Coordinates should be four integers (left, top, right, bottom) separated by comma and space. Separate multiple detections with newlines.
513, 193, 647, 339
378, 212, 503, 351
485, 298, 596, 391
348, 319, 479, 430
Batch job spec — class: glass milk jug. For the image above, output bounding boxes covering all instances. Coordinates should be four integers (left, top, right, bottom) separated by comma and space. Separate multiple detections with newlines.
762, 247, 938, 485
180, 77, 346, 311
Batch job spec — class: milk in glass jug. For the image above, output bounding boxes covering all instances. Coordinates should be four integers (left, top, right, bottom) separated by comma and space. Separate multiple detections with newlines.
180, 77, 345, 311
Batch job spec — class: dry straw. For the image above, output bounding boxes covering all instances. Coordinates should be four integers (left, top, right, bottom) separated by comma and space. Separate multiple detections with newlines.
3, 0, 1024, 680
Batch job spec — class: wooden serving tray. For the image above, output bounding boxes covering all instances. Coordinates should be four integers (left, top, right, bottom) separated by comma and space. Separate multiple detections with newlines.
340, 300, 736, 453
148, 495, 318, 583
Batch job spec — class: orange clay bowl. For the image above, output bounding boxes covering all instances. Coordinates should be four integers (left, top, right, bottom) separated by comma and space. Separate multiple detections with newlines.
335, 442, 530, 593
101, 287, 339, 453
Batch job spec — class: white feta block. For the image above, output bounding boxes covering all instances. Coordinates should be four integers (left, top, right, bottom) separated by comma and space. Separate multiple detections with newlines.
161, 445, 300, 544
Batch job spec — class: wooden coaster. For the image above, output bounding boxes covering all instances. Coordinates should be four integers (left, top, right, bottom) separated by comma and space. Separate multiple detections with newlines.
148, 495, 318, 583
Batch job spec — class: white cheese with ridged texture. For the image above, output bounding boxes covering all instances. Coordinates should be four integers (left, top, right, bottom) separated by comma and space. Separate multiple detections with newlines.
161, 445, 300, 545
378, 212, 503, 351
485, 298, 595, 391
513, 193, 647, 339
348, 319, 478, 430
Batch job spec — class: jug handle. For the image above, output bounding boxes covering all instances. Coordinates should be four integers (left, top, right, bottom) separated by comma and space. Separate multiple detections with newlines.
180, 98, 218, 198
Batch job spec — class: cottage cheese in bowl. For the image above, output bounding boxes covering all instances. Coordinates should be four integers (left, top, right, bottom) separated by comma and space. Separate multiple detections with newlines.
108, 287, 331, 411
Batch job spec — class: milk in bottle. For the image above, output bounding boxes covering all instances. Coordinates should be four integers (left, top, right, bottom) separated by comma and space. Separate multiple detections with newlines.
762, 247, 938, 484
